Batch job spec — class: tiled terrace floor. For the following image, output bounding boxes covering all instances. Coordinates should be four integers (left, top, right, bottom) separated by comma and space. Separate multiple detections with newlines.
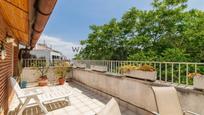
9, 82, 137, 115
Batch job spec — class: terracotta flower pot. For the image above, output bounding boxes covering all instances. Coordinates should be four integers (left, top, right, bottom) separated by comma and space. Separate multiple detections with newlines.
38, 76, 48, 86
58, 78, 65, 85
38, 79, 48, 86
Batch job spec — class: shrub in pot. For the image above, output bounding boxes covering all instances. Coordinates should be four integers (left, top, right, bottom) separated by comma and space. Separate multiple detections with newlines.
55, 61, 71, 85
188, 72, 204, 90
119, 65, 138, 74
33, 61, 49, 86
120, 64, 157, 81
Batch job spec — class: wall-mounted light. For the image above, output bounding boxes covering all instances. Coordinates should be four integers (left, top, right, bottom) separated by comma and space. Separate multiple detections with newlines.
0, 41, 6, 60
6, 34, 17, 46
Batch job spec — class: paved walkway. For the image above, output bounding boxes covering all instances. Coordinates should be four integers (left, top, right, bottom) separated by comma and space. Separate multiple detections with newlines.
9, 82, 137, 115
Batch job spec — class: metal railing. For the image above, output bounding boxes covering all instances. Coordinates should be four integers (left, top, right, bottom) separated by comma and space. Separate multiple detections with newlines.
22, 59, 69, 67
73, 60, 204, 85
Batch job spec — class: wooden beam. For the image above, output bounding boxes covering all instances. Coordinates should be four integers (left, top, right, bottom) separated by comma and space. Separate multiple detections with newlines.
8, 25, 27, 34
4, 0, 28, 13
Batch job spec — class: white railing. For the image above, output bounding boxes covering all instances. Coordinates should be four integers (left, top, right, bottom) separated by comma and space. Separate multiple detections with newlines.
73, 60, 204, 85
22, 59, 69, 67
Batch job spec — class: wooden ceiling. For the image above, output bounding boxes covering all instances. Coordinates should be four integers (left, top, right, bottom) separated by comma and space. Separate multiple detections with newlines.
0, 0, 29, 45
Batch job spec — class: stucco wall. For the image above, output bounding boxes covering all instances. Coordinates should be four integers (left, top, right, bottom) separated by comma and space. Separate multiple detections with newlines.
73, 68, 204, 115
73, 69, 157, 113
21, 67, 72, 83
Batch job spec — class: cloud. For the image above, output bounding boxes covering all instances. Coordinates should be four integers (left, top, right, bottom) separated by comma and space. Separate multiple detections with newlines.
38, 34, 82, 59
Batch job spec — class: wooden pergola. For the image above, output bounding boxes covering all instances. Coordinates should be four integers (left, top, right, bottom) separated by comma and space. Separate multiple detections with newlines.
0, 0, 57, 48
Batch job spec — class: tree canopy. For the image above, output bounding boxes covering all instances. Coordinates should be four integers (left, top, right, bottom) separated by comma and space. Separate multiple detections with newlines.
76, 0, 204, 62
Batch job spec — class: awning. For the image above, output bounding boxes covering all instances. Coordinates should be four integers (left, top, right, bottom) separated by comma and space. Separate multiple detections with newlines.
0, 0, 57, 47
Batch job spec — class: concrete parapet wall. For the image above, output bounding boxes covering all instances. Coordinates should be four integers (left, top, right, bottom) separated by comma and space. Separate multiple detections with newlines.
21, 67, 72, 83
73, 68, 204, 115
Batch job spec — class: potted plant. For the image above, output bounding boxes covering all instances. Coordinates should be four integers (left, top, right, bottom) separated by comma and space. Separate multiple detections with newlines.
33, 61, 49, 86
120, 64, 157, 81
55, 61, 71, 85
188, 72, 204, 90
119, 65, 138, 74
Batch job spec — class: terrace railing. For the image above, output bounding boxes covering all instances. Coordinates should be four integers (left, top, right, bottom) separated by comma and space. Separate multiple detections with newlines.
22, 59, 69, 67
73, 60, 204, 86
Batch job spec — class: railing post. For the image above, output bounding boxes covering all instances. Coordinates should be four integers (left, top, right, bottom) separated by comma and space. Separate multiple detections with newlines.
165, 63, 167, 82
195, 64, 197, 73
154, 63, 156, 70
171, 63, 174, 83
159, 63, 161, 81
110, 61, 113, 73
186, 64, 189, 85
179, 63, 181, 84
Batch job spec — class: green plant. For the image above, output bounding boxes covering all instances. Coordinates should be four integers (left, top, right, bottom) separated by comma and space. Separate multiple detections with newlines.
188, 72, 202, 79
55, 61, 71, 79
119, 64, 156, 73
76, 0, 204, 63
32, 61, 49, 79
138, 64, 155, 72
119, 65, 138, 73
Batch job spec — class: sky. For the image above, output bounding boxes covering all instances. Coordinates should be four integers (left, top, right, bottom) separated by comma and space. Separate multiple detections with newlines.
39, 0, 204, 59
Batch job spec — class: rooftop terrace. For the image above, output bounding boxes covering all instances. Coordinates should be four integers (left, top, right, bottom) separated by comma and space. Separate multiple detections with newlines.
9, 82, 136, 115
7, 59, 204, 115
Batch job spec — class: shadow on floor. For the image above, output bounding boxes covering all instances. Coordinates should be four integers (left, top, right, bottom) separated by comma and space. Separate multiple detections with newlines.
8, 101, 69, 115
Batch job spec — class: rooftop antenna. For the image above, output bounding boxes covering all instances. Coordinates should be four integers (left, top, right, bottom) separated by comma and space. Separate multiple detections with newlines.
43, 40, 46, 45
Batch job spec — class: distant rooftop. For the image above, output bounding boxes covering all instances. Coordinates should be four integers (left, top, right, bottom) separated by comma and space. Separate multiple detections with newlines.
34, 43, 61, 54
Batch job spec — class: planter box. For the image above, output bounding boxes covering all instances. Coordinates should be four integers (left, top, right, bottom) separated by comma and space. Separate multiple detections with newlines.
75, 63, 86, 69
193, 76, 204, 90
124, 70, 157, 81
90, 65, 107, 72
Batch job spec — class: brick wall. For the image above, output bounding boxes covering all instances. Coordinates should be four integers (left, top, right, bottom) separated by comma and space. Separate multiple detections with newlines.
0, 14, 18, 115
0, 43, 13, 115
13, 45, 19, 76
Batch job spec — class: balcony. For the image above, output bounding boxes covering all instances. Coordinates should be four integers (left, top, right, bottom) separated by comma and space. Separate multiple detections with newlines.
8, 59, 204, 115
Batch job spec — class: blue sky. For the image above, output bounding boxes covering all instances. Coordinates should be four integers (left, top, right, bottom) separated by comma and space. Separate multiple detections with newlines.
39, 0, 204, 59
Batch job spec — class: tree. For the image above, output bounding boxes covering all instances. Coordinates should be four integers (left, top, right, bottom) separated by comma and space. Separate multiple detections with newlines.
76, 0, 204, 62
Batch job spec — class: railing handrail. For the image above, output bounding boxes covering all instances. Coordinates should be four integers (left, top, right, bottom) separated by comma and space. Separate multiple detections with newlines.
22, 59, 70, 68
73, 60, 204, 65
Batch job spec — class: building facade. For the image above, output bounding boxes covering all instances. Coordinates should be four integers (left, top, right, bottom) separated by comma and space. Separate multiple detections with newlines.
30, 43, 66, 61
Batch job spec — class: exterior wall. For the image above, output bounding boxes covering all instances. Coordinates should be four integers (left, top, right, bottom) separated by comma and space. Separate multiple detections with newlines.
30, 50, 50, 60
0, 43, 13, 115
21, 67, 56, 83
73, 69, 204, 115
0, 14, 19, 115
13, 45, 19, 76
30, 50, 63, 61
21, 67, 72, 85
50, 51, 62, 60
73, 69, 157, 114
